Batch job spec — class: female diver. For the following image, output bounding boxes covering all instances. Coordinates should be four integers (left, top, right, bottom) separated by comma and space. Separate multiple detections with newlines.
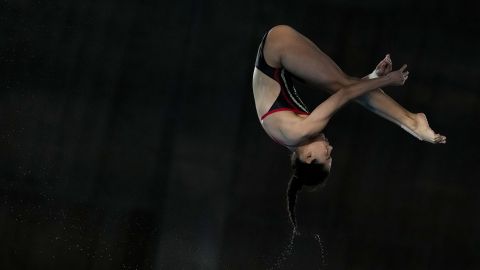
252, 25, 447, 229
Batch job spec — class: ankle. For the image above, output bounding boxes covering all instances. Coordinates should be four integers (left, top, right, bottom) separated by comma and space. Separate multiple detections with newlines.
405, 113, 419, 130
399, 112, 417, 130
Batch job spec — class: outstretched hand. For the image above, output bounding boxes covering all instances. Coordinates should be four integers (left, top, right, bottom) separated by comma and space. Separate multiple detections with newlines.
387, 64, 409, 86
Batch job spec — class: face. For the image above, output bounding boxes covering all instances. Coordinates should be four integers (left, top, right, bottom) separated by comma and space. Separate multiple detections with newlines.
299, 133, 333, 171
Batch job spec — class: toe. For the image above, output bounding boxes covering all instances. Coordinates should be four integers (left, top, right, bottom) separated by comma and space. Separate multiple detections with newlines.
434, 134, 446, 143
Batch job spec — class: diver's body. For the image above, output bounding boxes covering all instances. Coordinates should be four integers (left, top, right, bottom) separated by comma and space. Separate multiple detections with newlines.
252, 25, 446, 171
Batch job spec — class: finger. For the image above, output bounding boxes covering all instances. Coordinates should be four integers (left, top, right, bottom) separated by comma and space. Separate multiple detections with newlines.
386, 54, 392, 64
404, 71, 410, 76
404, 75, 409, 80
400, 64, 407, 72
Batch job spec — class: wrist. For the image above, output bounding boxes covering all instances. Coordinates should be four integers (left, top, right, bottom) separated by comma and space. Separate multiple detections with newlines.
367, 71, 379, 79
383, 73, 394, 85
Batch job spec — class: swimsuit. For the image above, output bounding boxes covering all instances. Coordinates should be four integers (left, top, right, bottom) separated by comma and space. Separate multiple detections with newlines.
255, 31, 310, 121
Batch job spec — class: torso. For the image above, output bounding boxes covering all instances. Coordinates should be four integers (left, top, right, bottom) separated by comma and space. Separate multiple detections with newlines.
252, 30, 311, 149
252, 67, 308, 150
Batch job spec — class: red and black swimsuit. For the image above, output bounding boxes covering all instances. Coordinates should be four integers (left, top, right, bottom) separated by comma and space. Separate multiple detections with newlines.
255, 31, 310, 120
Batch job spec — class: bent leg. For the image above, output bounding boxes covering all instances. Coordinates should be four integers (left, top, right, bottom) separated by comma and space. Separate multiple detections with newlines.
263, 25, 445, 143
263, 25, 416, 128
263, 25, 352, 91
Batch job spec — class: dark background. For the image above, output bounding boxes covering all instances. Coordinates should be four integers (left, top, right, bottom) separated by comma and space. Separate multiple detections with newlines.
1, 0, 479, 269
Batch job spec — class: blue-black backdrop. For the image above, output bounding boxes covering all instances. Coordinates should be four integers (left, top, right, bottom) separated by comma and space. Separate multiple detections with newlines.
1, 0, 479, 269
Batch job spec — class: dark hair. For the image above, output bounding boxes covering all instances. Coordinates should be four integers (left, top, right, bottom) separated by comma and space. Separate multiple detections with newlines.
287, 152, 330, 230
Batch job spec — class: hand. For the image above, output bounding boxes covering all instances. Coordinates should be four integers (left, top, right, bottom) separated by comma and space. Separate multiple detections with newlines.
374, 54, 392, 77
386, 64, 409, 86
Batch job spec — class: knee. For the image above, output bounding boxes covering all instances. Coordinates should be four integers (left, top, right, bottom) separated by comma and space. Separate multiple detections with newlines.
266, 25, 298, 53
268, 25, 297, 41
269, 24, 296, 33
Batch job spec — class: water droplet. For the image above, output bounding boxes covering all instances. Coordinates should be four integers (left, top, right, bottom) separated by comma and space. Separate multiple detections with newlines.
314, 234, 328, 266
269, 228, 297, 270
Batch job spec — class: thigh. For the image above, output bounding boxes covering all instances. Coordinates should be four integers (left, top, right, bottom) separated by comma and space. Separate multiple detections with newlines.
264, 25, 351, 91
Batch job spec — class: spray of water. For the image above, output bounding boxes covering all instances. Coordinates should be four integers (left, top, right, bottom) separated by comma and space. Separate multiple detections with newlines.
314, 233, 328, 266
269, 228, 328, 270
268, 228, 297, 270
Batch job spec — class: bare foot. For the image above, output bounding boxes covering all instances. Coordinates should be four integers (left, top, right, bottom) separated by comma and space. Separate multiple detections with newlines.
403, 113, 447, 144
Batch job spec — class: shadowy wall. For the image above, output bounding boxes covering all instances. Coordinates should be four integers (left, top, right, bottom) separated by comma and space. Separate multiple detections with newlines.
1, 0, 479, 269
